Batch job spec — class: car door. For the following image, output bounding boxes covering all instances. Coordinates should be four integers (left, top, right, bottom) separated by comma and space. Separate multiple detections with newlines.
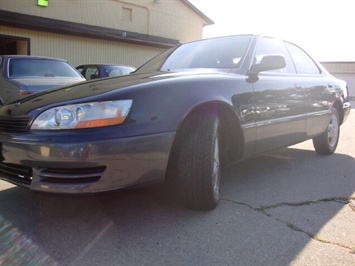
0, 57, 22, 103
0, 56, 6, 103
284, 42, 334, 137
252, 37, 307, 153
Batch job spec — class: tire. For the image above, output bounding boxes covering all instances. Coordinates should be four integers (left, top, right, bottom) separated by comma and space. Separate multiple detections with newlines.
178, 111, 221, 210
313, 107, 340, 155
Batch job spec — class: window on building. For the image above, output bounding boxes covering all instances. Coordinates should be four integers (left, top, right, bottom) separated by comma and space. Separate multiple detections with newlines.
122, 7, 132, 22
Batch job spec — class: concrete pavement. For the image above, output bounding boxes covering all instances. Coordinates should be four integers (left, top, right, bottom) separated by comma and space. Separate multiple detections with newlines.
0, 109, 354, 266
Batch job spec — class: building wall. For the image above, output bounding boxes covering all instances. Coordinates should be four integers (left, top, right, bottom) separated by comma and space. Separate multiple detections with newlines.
0, 0, 206, 43
1, 25, 163, 68
0, 0, 209, 67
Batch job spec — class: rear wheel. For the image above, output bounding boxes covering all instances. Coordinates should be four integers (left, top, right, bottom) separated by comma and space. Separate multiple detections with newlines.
313, 107, 340, 155
178, 111, 221, 210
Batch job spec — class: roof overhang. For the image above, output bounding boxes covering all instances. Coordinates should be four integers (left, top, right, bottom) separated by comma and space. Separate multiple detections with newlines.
0, 10, 179, 49
180, 0, 214, 26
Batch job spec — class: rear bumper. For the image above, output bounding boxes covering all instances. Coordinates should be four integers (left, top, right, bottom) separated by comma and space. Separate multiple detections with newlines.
0, 132, 175, 194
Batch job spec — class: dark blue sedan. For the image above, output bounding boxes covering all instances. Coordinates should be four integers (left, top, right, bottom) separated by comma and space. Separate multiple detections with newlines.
0, 35, 351, 210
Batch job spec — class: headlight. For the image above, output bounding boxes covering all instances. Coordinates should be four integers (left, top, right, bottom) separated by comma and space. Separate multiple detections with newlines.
31, 100, 133, 130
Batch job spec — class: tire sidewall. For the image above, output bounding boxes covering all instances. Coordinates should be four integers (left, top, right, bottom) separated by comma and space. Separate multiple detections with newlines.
313, 107, 340, 155
178, 111, 221, 210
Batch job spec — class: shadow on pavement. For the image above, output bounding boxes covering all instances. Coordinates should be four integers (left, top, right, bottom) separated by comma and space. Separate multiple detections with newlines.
0, 146, 354, 265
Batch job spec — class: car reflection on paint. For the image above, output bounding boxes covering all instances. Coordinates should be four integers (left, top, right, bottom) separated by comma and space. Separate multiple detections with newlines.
76, 64, 135, 80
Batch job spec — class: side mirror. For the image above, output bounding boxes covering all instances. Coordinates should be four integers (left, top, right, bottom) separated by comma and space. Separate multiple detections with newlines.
249, 55, 286, 74
0, 97, 3, 108
246, 55, 286, 83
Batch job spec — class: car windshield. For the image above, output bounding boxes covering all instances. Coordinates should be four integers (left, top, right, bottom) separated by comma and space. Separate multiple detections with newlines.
8, 58, 82, 78
136, 35, 253, 73
104, 65, 135, 77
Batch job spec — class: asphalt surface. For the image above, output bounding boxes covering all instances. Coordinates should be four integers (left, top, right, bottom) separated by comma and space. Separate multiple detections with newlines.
1, 107, 354, 266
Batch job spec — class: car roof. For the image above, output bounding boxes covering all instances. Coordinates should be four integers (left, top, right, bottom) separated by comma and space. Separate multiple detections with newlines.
0, 55, 68, 62
76, 64, 135, 67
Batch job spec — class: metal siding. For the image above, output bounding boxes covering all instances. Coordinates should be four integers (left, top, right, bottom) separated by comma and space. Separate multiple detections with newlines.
0, 1, 147, 34
0, 0, 207, 42
0, 0, 207, 78
1, 26, 163, 68
149, 0, 205, 42
321, 62, 355, 74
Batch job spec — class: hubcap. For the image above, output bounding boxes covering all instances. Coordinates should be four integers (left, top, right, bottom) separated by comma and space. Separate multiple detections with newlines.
328, 113, 339, 147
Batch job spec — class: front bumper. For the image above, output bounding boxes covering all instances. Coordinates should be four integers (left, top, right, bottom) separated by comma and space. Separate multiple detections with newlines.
0, 132, 175, 194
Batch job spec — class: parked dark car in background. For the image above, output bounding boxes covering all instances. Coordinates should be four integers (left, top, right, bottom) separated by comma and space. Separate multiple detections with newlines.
76, 64, 135, 80
0, 35, 350, 210
0, 55, 85, 104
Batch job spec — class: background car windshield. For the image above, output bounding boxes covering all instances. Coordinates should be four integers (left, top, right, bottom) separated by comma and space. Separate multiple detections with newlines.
136, 35, 252, 73
104, 66, 134, 76
8, 58, 82, 78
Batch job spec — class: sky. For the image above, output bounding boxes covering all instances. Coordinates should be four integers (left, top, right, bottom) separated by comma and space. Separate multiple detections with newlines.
188, 0, 355, 62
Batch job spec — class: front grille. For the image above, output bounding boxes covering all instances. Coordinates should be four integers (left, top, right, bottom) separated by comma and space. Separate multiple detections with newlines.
39, 166, 106, 184
0, 116, 31, 132
0, 162, 33, 186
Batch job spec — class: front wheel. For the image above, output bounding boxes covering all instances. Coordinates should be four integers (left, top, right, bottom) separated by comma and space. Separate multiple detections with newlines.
312, 107, 340, 155
178, 111, 221, 210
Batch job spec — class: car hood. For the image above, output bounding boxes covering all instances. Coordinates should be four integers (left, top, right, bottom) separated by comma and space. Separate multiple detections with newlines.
10, 77, 86, 92
5, 69, 240, 115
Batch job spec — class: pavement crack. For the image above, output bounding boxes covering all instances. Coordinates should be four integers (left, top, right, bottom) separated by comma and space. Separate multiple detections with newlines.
255, 197, 354, 214
276, 218, 355, 252
221, 197, 355, 252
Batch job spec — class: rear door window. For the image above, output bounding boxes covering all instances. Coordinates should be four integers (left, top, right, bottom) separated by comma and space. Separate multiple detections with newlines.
285, 42, 321, 75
